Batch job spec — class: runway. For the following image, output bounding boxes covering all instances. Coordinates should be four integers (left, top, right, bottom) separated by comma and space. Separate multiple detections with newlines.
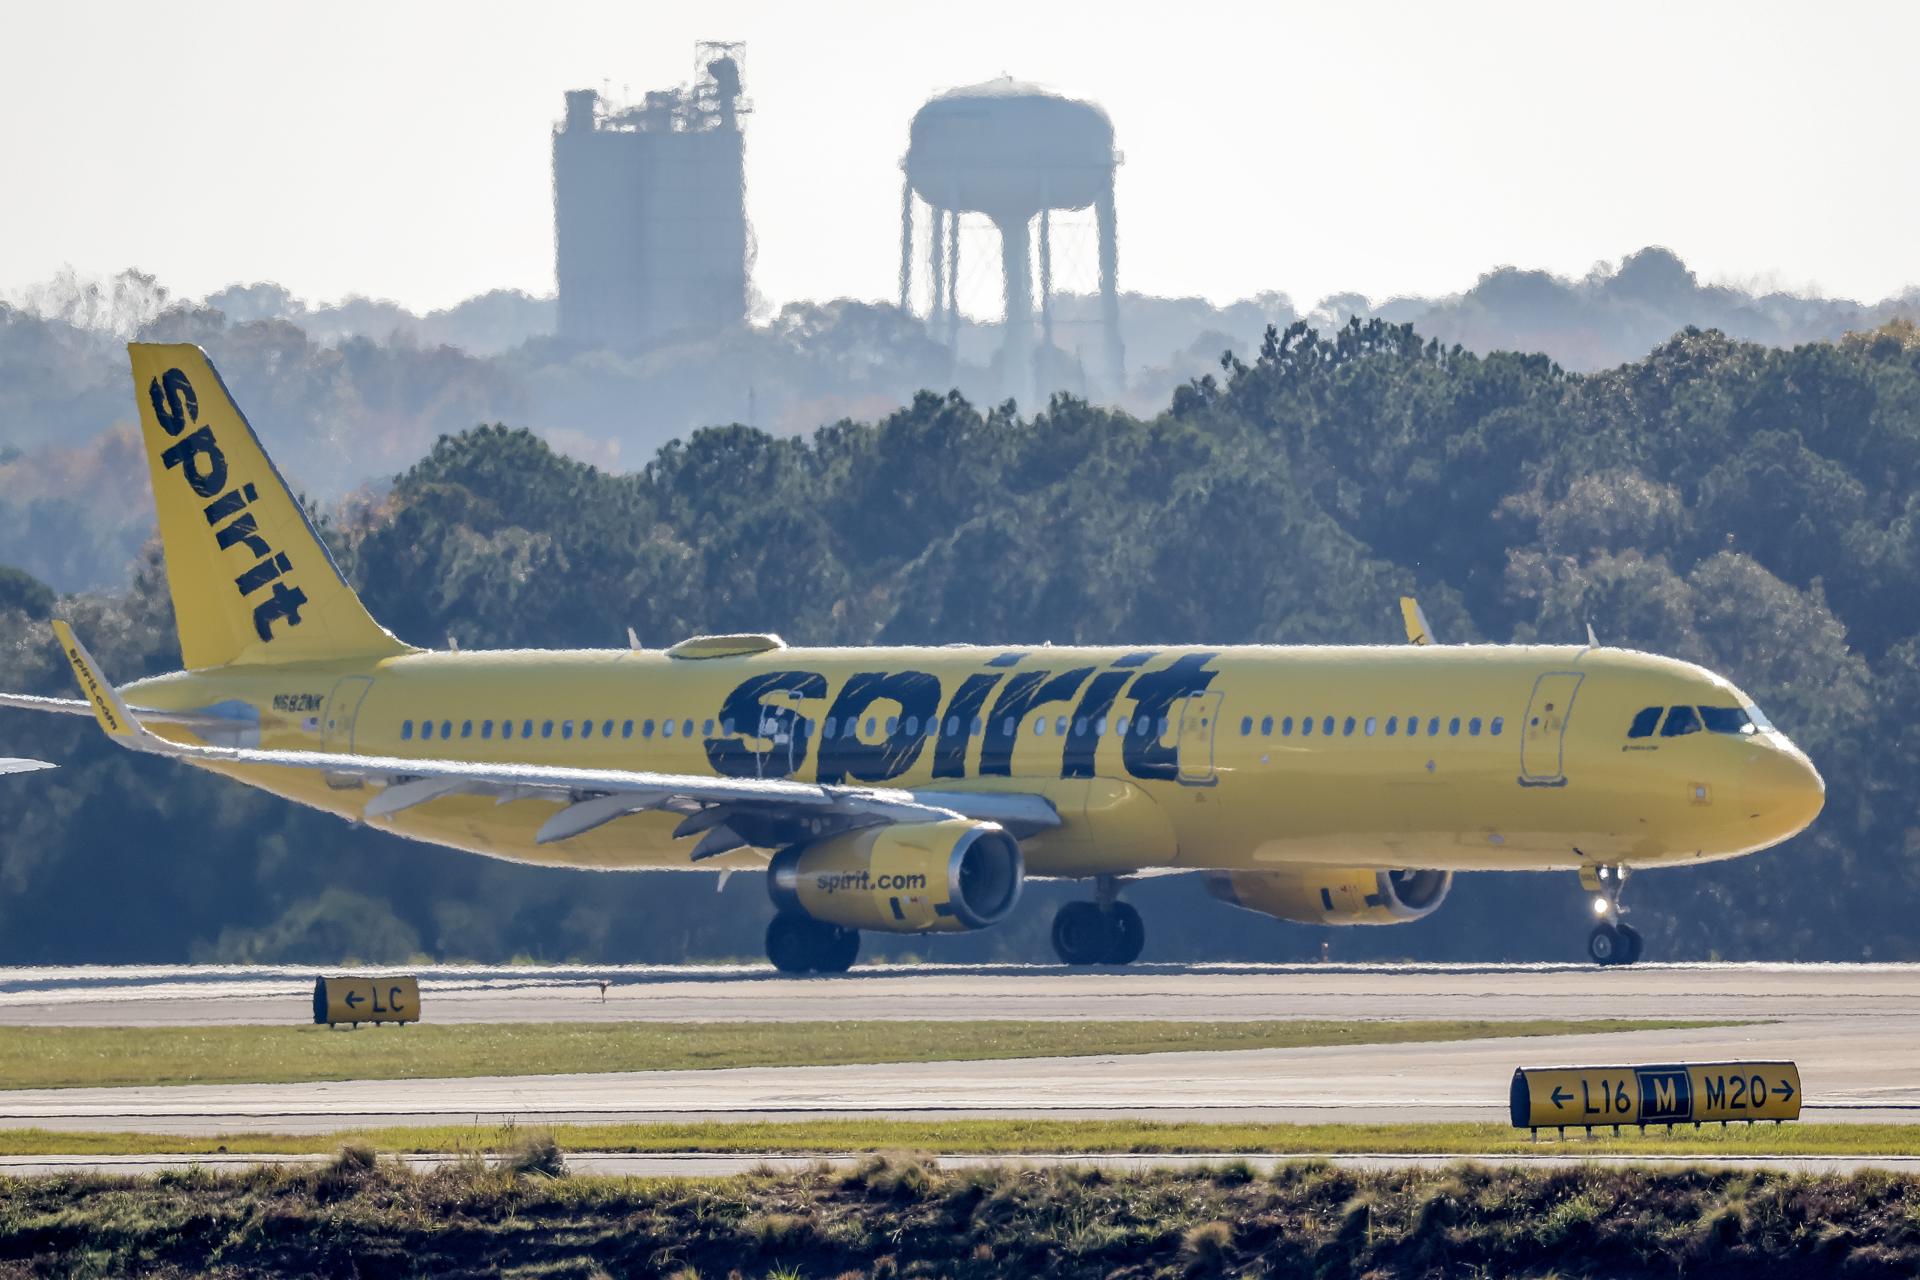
3, 963, 1918, 1136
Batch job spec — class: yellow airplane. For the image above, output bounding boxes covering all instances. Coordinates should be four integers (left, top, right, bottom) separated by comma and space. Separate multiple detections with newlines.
3, 344, 1825, 971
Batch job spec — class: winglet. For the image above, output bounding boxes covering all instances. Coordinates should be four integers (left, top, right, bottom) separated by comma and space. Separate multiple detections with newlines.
52, 620, 143, 743
1398, 596, 1435, 646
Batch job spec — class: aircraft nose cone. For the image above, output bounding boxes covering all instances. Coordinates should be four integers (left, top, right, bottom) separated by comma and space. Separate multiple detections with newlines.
1744, 744, 1825, 842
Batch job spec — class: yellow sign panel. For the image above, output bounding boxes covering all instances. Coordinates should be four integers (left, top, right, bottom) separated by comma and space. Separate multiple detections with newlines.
1510, 1061, 1800, 1129
312, 975, 420, 1026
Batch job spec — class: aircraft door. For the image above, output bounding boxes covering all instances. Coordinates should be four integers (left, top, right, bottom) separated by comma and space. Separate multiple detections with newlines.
1176, 691, 1223, 785
321, 676, 375, 754
1519, 672, 1584, 787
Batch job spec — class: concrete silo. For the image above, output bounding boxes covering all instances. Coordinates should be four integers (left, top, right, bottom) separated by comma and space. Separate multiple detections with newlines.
901, 77, 1124, 403
553, 43, 750, 349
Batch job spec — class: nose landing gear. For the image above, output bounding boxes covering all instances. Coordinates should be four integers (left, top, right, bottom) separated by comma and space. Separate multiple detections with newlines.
1581, 863, 1643, 966
1051, 876, 1145, 966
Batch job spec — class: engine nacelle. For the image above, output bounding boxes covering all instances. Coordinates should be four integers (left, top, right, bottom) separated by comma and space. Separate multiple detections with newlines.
1204, 866, 1452, 925
769, 819, 1024, 934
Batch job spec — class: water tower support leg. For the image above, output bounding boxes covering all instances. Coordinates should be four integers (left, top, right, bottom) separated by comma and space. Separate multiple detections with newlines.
1096, 184, 1125, 391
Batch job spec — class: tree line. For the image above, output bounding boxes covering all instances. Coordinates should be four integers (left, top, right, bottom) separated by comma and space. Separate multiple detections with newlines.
0, 317, 1914, 964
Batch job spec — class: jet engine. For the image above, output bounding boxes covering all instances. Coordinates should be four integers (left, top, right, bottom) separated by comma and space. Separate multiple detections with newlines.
1204, 866, 1452, 925
769, 818, 1024, 933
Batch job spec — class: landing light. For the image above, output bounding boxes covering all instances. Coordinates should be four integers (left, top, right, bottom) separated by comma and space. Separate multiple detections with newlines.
1592, 896, 1610, 917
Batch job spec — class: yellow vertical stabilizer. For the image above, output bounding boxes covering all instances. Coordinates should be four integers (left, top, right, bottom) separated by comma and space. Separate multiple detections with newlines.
128, 343, 415, 669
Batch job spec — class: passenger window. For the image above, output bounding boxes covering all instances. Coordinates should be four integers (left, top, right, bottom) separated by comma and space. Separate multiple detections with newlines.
420, 720, 434, 741
1095, 716, 1108, 736
1343, 716, 1356, 736
622, 720, 633, 739
682, 719, 694, 738
1260, 715, 1273, 736
971, 717, 984, 736
1116, 715, 1131, 736
1322, 716, 1335, 736
904, 716, 920, 736
1448, 717, 1460, 736
440, 720, 452, 740
1661, 705, 1703, 737
542, 720, 555, 739
561, 721, 574, 740
1386, 716, 1398, 735
1407, 716, 1419, 737
1302, 716, 1314, 737
824, 716, 838, 738
401, 720, 413, 740
703, 719, 714, 737
1056, 715, 1069, 736
1240, 716, 1253, 736
502, 720, 514, 740
641, 719, 654, 738
603, 720, 614, 738
461, 720, 472, 739
866, 717, 878, 737
1001, 716, 1015, 737
1158, 717, 1170, 738
948, 716, 961, 737
522, 719, 534, 739
481, 720, 493, 739
1427, 717, 1440, 736
662, 719, 674, 738
1469, 717, 1482, 736
1281, 716, 1293, 736
580, 720, 592, 739
1626, 706, 1662, 739
1699, 706, 1754, 735
1365, 716, 1377, 736
1075, 717, 1088, 736
1490, 716, 1504, 736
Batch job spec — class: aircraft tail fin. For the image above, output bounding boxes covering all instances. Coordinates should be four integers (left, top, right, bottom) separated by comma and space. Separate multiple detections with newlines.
1398, 596, 1435, 646
128, 344, 415, 669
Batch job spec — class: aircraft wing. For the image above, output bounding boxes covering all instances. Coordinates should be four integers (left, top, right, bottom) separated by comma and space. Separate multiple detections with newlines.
0, 690, 251, 732
0, 757, 54, 775
50, 621, 1059, 857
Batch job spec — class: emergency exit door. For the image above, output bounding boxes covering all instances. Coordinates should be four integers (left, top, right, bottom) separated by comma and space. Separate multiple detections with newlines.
1177, 691, 1223, 785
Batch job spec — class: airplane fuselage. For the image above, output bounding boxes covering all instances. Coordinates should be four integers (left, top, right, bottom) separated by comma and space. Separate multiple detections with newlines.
122, 639, 1823, 879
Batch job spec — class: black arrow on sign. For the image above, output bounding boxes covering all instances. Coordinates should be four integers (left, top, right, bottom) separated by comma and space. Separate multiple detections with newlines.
1550, 1086, 1572, 1108
344, 990, 364, 1008
1778, 1079, 1795, 1101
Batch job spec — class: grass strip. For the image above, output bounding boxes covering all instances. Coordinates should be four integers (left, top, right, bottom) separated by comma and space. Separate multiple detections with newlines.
0, 1017, 1727, 1091
3, 1118, 1909, 1159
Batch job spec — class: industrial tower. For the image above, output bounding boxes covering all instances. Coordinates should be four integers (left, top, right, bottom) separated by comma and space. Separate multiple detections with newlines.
553, 43, 750, 349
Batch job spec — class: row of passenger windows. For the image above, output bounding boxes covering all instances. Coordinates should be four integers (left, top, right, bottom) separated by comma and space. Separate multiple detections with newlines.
1240, 713, 1503, 739
401, 717, 703, 743
1626, 704, 1756, 739
398, 713, 1180, 744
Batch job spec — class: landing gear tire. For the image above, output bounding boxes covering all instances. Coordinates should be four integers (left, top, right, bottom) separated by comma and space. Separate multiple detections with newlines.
1616, 923, 1644, 966
1103, 902, 1145, 965
1587, 921, 1644, 966
766, 914, 861, 975
1587, 922, 1623, 966
1052, 901, 1115, 966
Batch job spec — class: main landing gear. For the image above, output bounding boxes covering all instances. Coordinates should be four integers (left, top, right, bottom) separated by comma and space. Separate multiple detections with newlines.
766, 913, 860, 975
1051, 877, 1146, 966
1581, 863, 1643, 966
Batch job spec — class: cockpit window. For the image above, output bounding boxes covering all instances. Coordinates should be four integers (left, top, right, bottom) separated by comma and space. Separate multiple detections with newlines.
1660, 705, 1702, 737
1746, 702, 1776, 732
1626, 706, 1662, 739
1699, 706, 1756, 735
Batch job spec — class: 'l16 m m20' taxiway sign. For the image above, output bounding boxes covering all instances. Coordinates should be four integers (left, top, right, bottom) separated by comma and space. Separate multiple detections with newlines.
1510, 1062, 1801, 1131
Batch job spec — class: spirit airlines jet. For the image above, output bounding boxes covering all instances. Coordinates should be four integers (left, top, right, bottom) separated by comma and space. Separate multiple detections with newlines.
4, 345, 1825, 970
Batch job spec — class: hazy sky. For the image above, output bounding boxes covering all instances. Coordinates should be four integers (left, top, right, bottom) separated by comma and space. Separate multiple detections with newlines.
6, 0, 1918, 315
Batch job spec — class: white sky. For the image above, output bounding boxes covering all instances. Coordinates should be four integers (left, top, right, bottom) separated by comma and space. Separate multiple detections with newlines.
5, 0, 1917, 314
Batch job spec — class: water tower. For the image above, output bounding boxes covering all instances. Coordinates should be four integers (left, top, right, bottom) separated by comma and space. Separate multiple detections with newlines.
900, 78, 1123, 403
